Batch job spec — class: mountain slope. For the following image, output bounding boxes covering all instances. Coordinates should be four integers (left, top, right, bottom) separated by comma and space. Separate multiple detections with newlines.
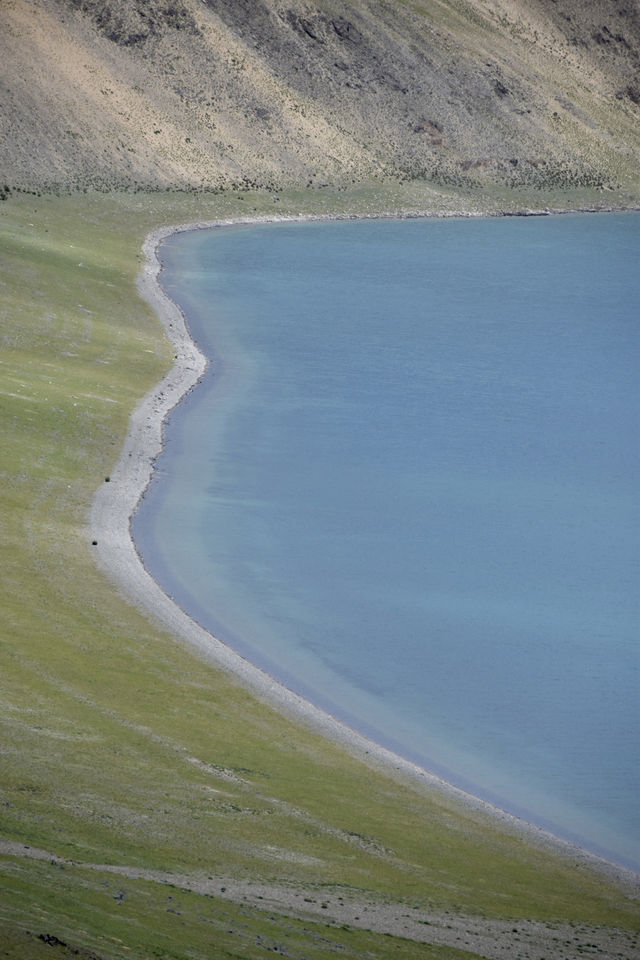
1, 0, 639, 194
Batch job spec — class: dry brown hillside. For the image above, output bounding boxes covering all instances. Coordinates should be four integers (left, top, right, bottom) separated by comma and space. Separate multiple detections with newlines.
1, 0, 639, 195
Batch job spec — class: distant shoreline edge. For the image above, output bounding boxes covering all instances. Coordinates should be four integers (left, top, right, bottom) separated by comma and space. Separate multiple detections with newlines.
90, 210, 640, 894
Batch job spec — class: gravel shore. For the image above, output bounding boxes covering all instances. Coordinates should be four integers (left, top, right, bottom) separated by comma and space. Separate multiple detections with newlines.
90, 216, 640, 895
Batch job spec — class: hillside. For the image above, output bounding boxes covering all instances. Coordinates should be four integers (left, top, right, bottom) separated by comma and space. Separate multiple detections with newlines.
2, 2, 640, 957
1, 0, 639, 196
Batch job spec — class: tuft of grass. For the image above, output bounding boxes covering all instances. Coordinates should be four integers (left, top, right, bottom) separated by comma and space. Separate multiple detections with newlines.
1, 187, 639, 958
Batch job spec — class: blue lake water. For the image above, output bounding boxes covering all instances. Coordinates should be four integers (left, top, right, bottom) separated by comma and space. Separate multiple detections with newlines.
133, 213, 640, 872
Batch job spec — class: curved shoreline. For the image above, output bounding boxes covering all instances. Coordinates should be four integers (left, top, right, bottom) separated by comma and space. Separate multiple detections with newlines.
90, 213, 639, 893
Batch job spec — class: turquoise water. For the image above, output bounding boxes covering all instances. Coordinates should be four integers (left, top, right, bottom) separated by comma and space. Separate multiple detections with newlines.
133, 213, 640, 871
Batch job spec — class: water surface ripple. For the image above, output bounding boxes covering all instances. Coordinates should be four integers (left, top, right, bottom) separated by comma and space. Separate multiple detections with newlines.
133, 214, 640, 871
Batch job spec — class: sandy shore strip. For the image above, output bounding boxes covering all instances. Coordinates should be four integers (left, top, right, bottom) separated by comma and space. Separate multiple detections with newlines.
90, 215, 639, 892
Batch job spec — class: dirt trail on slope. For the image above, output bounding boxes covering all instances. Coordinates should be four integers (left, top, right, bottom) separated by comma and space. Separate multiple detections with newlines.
2, 840, 639, 960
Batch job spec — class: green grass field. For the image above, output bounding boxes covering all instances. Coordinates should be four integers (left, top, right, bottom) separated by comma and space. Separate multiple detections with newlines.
1, 185, 639, 959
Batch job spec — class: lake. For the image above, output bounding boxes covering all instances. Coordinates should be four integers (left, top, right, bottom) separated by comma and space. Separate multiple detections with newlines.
133, 212, 639, 871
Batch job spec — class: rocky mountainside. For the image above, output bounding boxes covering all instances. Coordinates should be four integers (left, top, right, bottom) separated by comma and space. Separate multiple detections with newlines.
1, 0, 639, 194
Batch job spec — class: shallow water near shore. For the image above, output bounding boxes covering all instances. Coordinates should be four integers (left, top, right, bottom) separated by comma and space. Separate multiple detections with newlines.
133, 213, 639, 871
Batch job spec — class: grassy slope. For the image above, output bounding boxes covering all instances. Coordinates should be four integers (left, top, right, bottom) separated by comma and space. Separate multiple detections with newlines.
0, 863, 480, 960
1, 186, 639, 958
